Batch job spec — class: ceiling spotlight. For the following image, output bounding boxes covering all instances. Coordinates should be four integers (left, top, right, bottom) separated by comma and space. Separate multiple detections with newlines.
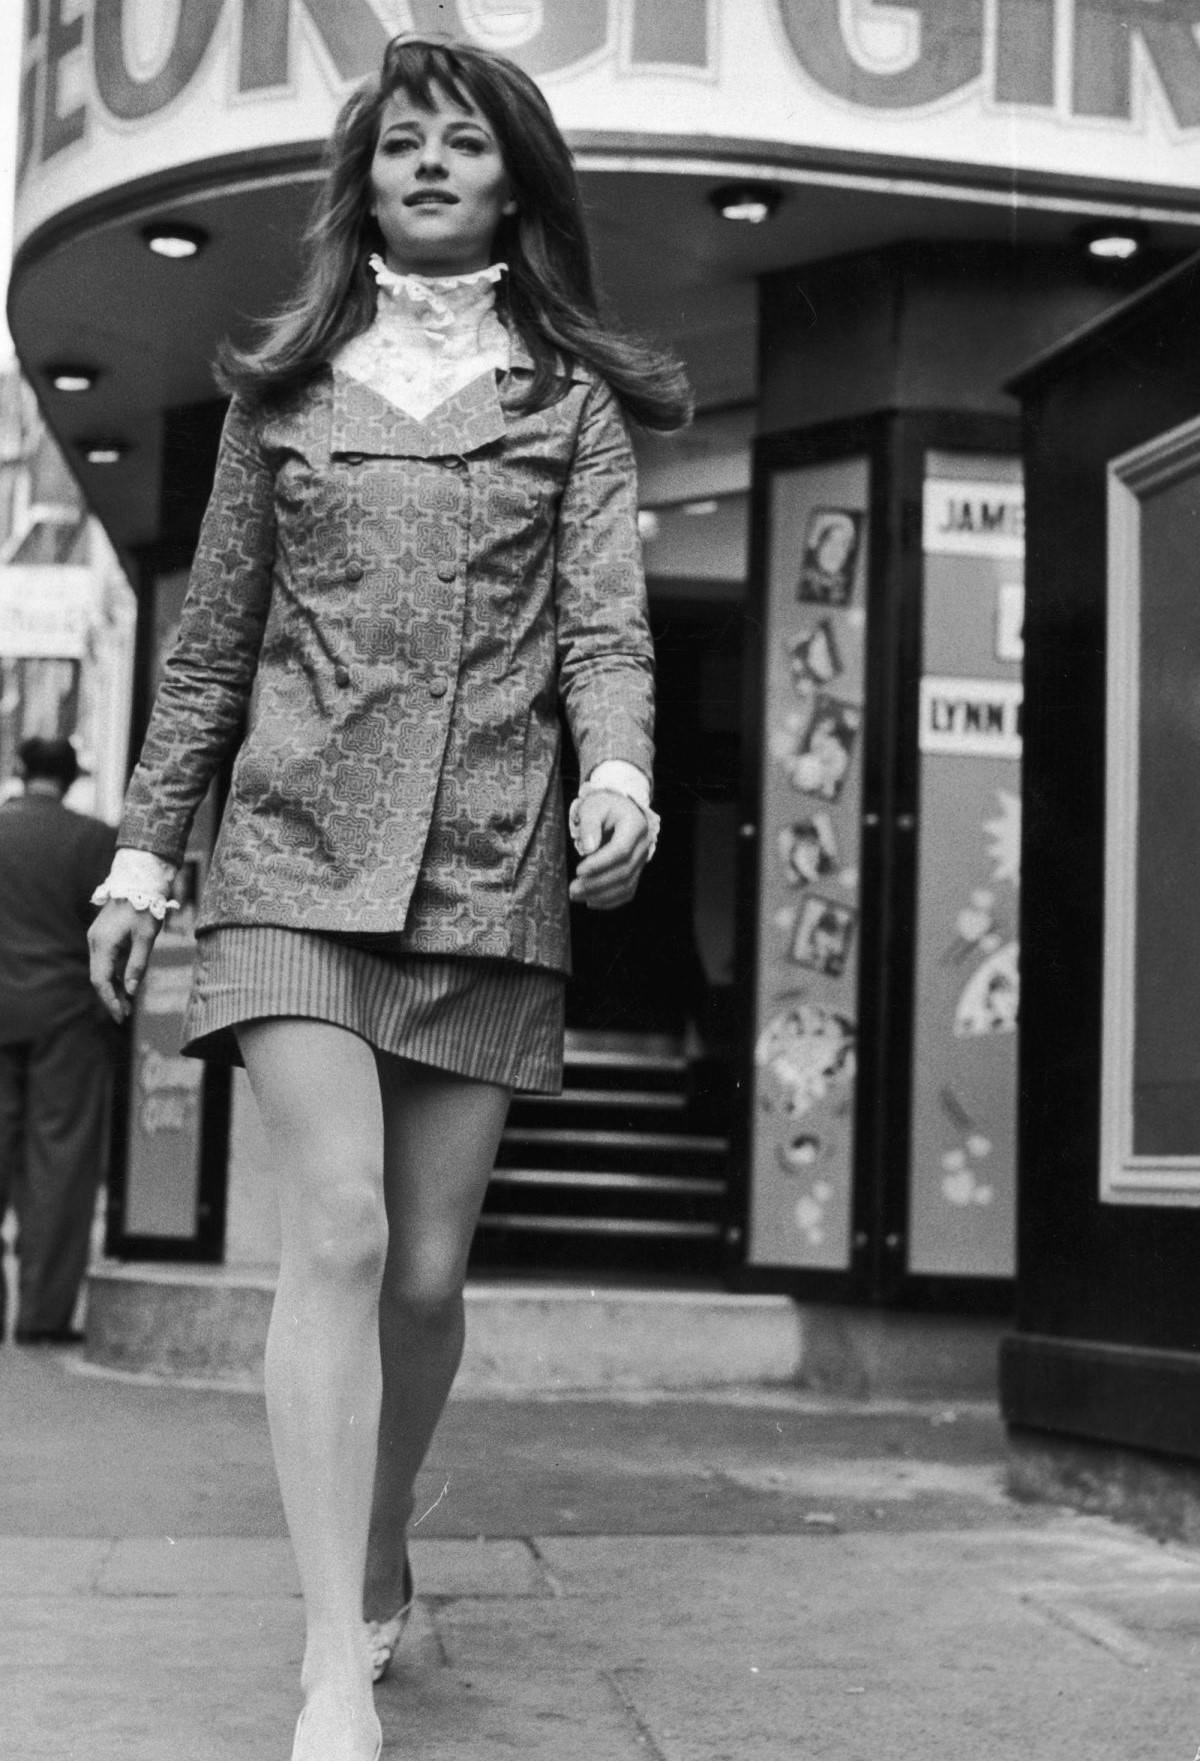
709, 183, 781, 224
637, 509, 661, 542
141, 221, 208, 259
681, 498, 720, 516
1078, 221, 1147, 261
47, 363, 99, 393
79, 439, 129, 465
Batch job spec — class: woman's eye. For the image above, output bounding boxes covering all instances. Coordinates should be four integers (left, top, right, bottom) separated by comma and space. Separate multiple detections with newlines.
380, 137, 416, 155
451, 135, 488, 154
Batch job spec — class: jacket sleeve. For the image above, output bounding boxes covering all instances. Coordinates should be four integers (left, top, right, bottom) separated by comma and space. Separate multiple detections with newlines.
554, 375, 655, 789
118, 397, 276, 865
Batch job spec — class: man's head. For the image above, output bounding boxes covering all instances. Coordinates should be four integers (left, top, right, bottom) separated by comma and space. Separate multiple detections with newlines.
15, 735, 83, 795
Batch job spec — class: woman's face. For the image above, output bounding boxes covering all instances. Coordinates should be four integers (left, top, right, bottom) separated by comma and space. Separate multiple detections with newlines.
369, 86, 514, 277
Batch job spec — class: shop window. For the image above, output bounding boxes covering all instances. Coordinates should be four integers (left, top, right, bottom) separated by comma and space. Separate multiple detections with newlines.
1103, 417, 1200, 1202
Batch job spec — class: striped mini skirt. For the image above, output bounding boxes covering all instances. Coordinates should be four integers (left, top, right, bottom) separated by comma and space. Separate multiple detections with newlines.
181, 926, 565, 1094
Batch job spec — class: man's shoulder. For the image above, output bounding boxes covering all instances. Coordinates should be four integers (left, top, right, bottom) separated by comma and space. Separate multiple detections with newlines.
63, 807, 117, 859
63, 804, 115, 833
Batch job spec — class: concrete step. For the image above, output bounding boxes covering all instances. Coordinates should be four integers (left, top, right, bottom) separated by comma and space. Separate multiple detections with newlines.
81, 1261, 1006, 1400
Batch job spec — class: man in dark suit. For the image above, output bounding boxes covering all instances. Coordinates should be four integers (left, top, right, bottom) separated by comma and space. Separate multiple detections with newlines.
0, 737, 115, 1343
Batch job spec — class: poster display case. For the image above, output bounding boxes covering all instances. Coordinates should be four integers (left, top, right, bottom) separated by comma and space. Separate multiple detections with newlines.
738, 416, 1020, 1305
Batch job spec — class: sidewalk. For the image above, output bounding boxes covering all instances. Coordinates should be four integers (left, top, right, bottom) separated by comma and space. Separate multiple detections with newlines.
2, 1344, 1199, 1761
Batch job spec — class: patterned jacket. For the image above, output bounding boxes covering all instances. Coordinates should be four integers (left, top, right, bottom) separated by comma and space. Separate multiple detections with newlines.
117, 344, 654, 972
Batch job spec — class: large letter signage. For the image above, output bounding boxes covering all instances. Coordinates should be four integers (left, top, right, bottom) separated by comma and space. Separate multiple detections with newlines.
409, 0, 610, 76
15, 0, 1200, 252
238, 0, 389, 91
93, 0, 224, 121
1073, 0, 1200, 127
777, 0, 985, 108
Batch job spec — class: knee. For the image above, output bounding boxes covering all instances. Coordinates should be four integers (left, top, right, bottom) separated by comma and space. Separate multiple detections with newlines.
381, 1274, 465, 1338
288, 1167, 388, 1289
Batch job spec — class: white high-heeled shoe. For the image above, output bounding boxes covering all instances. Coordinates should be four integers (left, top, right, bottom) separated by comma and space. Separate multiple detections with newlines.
363, 1554, 414, 1685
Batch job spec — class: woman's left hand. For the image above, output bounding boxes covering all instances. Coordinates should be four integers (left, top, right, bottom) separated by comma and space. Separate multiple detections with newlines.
568, 791, 651, 910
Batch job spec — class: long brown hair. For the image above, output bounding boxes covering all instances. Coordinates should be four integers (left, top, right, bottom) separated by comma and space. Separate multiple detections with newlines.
218, 36, 692, 431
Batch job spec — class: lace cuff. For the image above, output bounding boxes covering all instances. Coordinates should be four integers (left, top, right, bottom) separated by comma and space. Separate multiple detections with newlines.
569, 764, 660, 862
91, 848, 181, 920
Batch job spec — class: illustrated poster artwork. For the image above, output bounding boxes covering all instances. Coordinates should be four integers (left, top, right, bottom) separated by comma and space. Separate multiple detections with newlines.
790, 895, 858, 978
797, 507, 864, 606
772, 694, 862, 803
778, 811, 838, 888
750, 457, 869, 1270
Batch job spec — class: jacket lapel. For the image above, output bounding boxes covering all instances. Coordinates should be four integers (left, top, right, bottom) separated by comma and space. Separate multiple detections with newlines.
330, 366, 508, 458
328, 333, 590, 458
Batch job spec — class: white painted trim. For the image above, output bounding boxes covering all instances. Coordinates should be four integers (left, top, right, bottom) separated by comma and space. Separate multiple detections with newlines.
1102, 415, 1200, 1205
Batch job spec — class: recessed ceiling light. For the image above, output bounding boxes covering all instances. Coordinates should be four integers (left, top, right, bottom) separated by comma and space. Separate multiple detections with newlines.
79, 439, 129, 465
141, 221, 208, 259
681, 498, 720, 516
709, 183, 781, 224
47, 364, 99, 393
1078, 221, 1147, 261
637, 510, 661, 541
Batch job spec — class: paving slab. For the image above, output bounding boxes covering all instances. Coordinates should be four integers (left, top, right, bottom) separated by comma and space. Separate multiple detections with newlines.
96, 1535, 300, 1598
0, 1535, 110, 1594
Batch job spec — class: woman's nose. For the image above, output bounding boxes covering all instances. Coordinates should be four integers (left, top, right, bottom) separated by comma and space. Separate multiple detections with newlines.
416, 140, 448, 175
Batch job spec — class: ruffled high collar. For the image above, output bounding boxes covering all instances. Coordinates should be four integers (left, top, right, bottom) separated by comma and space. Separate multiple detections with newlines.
368, 254, 506, 330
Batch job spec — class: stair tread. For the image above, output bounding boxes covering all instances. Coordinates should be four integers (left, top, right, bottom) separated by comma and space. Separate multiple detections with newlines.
563, 1049, 688, 1075
491, 1166, 726, 1195
504, 1126, 727, 1153
516, 1087, 687, 1111
479, 1211, 723, 1240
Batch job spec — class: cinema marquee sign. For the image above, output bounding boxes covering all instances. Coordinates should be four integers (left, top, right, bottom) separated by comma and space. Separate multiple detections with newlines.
17, 0, 1200, 247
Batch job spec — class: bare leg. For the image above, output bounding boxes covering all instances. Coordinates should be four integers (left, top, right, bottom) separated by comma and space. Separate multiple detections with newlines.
363, 1055, 511, 1620
238, 1021, 386, 1761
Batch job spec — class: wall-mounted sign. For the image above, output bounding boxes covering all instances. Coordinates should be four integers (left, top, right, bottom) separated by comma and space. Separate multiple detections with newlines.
0, 568, 94, 657
923, 480, 1026, 558
16, 1, 1200, 251
996, 582, 1025, 663
920, 677, 1023, 759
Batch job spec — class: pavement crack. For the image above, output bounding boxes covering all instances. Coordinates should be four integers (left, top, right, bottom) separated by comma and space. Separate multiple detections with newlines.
1020, 1589, 1152, 1670
523, 1536, 563, 1598
90, 1537, 118, 1593
425, 1602, 453, 1669
603, 1667, 671, 1761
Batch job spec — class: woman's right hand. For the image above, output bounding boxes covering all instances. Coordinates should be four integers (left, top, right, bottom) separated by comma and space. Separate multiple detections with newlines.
88, 900, 163, 1024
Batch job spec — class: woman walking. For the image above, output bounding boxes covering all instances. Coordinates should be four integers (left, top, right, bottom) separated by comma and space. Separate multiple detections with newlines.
88, 33, 689, 1761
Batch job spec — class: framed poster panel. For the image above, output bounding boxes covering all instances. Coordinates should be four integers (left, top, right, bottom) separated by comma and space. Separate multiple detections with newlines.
746, 456, 870, 1271
906, 453, 1022, 1278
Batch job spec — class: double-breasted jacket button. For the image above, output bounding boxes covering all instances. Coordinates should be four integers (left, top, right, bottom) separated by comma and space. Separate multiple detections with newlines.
427, 678, 448, 698
342, 452, 365, 466
436, 560, 457, 583
345, 561, 364, 582
334, 665, 352, 687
